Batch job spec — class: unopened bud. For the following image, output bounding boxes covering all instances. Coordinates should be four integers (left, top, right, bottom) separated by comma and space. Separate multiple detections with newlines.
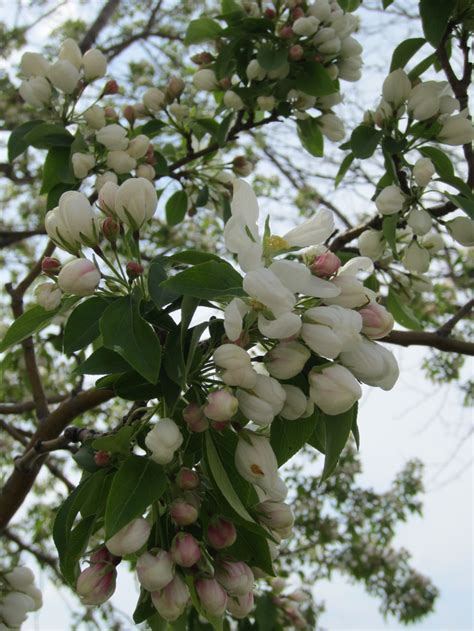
191, 52, 214, 66
291, 7, 305, 19
151, 575, 190, 622
41, 257, 61, 275
136, 550, 174, 591
126, 261, 144, 279
310, 251, 341, 277
76, 563, 116, 605
219, 77, 232, 90
102, 79, 119, 95
196, 578, 228, 617
183, 403, 209, 433
207, 517, 237, 549
123, 105, 136, 124
102, 217, 120, 244
279, 25, 294, 39
204, 389, 238, 422
106, 518, 151, 557
170, 532, 201, 567
104, 106, 118, 120
215, 560, 254, 596
289, 44, 304, 61
359, 303, 394, 339
94, 450, 111, 467
166, 76, 185, 102
264, 7, 276, 19
232, 156, 253, 177
169, 498, 199, 526
176, 467, 200, 490
90, 547, 119, 565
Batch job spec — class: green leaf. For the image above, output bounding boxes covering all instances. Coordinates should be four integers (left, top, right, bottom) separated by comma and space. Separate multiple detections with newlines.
8, 120, 44, 161
295, 62, 337, 97
166, 190, 188, 226
162, 261, 244, 300
63, 297, 110, 354
74, 347, 131, 376
387, 288, 423, 330
270, 411, 319, 466
221, 0, 243, 14
217, 112, 234, 147
148, 259, 178, 308
321, 404, 358, 482
418, 146, 454, 179
444, 192, 474, 220
185, 18, 223, 44
0, 298, 78, 352
297, 117, 324, 157
140, 120, 166, 138
53, 470, 109, 583
382, 0, 394, 7
382, 214, 399, 258
350, 125, 383, 159
47, 182, 77, 211
257, 46, 288, 71
408, 52, 436, 80
419, 0, 456, 48
254, 592, 279, 631
24, 123, 74, 149
204, 432, 254, 524
92, 425, 136, 455
104, 455, 167, 538
168, 250, 222, 265
335, 152, 354, 188
308, 415, 326, 454
40, 146, 75, 195
389, 37, 426, 72
100, 296, 162, 383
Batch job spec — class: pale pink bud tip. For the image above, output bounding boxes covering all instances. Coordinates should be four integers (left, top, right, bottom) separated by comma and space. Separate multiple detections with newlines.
76, 564, 116, 605
183, 403, 209, 433
196, 578, 228, 617
310, 251, 341, 278
176, 467, 200, 490
207, 517, 237, 549
41, 257, 61, 274
169, 498, 199, 526
170, 532, 201, 567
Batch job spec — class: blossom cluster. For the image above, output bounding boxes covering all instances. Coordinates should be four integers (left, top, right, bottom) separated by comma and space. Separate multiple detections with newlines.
76, 438, 296, 623
0, 566, 43, 629
191, 0, 364, 140
358, 68, 474, 273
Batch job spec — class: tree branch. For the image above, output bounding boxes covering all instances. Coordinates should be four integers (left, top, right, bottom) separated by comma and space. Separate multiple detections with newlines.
79, 0, 121, 53
436, 298, 473, 337
3, 528, 62, 580
382, 329, 474, 355
0, 388, 113, 532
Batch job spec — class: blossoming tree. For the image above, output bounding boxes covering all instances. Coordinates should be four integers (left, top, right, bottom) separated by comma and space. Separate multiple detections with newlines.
0, 0, 472, 628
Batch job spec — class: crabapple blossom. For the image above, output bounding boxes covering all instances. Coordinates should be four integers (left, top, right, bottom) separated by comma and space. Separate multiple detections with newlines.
413, 157, 435, 187
375, 185, 405, 215
359, 303, 394, 339
340, 337, 399, 390
57, 259, 101, 296
106, 518, 151, 556
301, 305, 363, 359
308, 364, 362, 415
265, 341, 310, 380
446, 216, 474, 246
207, 517, 237, 549
145, 418, 183, 465
114, 177, 158, 229
136, 550, 174, 591
235, 432, 287, 500
35, 282, 62, 310
151, 575, 190, 621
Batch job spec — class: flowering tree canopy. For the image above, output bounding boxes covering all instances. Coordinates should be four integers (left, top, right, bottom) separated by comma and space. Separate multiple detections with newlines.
0, 0, 472, 629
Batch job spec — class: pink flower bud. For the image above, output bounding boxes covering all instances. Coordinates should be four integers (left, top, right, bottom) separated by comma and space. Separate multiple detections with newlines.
215, 560, 254, 596
105, 518, 151, 557
264, 7, 276, 19
219, 77, 232, 90
76, 564, 116, 605
191, 52, 214, 66
41, 257, 61, 274
291, 7, 305, 19
123, 105, 135, 123
104, 106, 118, 120
151, 575, 190, 622
279, 25, 294, 39
203, 389, 239, 422
170, 533, 201, 567
207, 517, 237, 550
102, 217, 120, 243
195, 578, 228, 617
176, 467, 200, 490
126, 261, 144, 279
136, 550, 174, 591
183, 403, 209, 433
227, 591, 255, 618
94, 450, 111, 467
169, 498, 199, 526
57, 259, 101, 296
289, 44, 304, 61
102, 79, 119, 95
90, 547, 119, 565
310, 251, 341, 278
359, 303, 394, 339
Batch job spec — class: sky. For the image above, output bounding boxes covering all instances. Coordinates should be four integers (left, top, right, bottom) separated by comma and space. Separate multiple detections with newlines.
1, 1, 473, 630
